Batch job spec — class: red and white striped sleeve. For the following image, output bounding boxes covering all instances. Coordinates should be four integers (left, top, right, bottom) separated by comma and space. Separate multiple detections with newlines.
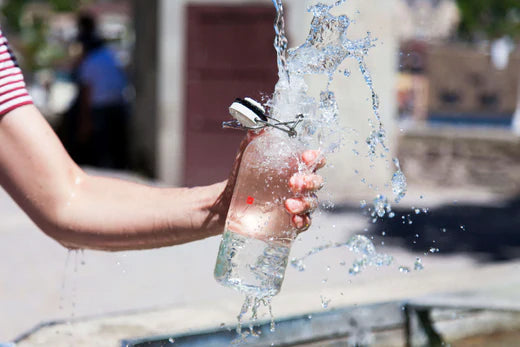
0, 30, 33, 116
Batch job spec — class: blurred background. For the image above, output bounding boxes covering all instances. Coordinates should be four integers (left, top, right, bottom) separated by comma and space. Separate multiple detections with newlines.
0, 0, 519, 346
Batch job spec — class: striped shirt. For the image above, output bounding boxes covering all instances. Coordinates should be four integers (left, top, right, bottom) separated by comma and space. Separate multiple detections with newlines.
0, 31, 33, 115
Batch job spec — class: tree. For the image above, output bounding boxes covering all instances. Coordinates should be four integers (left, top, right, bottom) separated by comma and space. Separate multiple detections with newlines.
0, 0, 88, 71
455, 0, 520, 41
2, 0, 85, 31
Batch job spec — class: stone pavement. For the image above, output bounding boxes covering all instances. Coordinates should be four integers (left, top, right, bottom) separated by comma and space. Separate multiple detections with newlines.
1, 173, 519, 346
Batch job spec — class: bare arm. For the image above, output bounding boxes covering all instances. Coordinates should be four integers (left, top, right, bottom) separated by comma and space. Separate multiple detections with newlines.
0, 105, 229, 251
0, 105, 324, 251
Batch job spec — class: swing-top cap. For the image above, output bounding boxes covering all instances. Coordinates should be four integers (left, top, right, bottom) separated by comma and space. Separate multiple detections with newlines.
229, 97, 267, 128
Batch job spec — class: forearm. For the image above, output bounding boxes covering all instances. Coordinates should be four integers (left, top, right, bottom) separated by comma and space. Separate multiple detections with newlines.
54, 176, 228, 251
0, 105, 229, 251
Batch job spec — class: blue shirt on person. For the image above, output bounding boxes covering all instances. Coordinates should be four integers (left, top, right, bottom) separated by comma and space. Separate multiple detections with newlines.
78, 46, 128, 108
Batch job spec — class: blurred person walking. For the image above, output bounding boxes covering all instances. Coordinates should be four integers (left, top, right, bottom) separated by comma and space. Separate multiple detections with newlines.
75, 12, 130, 169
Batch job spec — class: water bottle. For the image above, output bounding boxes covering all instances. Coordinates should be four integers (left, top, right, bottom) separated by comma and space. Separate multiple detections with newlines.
214, 98, 304, 298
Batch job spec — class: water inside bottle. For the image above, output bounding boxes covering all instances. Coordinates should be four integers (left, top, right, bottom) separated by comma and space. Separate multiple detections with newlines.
215, 230, 290, 298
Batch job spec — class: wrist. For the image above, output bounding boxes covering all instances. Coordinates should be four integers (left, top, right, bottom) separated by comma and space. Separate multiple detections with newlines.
195, 180, 231, 237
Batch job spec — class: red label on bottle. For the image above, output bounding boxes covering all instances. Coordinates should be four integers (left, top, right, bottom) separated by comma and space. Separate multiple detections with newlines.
246, 196, 254, 205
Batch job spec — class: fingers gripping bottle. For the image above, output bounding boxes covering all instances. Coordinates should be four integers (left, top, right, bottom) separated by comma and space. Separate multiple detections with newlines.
214, 98, 304, 298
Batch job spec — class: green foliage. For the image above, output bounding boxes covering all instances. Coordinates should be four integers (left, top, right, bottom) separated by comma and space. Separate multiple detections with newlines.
1, 0, 25, 31
1, 0, 84, 30
0, 0, 85, 71
456, 0, 520, 40
49, 0, 83, 12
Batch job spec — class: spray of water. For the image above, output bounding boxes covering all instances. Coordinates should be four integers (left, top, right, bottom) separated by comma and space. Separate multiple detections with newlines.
272, 0, 290, 82
269, 0, 407, 201
235, 0, 406, 338
290, 235, 393, 275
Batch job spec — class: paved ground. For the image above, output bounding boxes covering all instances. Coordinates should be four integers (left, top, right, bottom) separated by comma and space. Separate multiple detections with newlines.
1, 173, 519, 345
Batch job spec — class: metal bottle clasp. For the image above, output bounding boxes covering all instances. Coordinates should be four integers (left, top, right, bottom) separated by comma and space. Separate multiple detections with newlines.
223, 97, 304, 138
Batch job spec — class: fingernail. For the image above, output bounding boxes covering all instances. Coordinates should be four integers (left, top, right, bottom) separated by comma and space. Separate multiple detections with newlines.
293, 215, 304, 228
303, 151, 318, 163
285, 199, 301, 212
290, 175, 304, 191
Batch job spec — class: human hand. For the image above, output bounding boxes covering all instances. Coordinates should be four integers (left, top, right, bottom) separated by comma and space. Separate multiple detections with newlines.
209, 131, 325, 235
285, 150, 326, 231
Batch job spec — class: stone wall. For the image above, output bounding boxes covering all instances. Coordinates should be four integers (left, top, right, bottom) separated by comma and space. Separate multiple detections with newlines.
398, 127, 520, 194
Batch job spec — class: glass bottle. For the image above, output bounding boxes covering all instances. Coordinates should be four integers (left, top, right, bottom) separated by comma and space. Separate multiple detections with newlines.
214, 128, 303, 298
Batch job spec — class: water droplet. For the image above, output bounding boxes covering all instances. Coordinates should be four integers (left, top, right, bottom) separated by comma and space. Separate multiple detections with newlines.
391, 158, 407, 203
414, 257, 424, 271
372, 194, 391, 218
291, 236, 392, 279
320, 295, 332, 309
399, 266, 410, 273
291, 257, 306, 272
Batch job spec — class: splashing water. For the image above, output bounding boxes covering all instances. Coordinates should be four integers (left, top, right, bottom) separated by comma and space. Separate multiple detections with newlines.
269, 1, 383, 156
290, 235, 393, 276
233, 295, 275, 344
399, 266, 410, 274
56, 249, 82, 338
232, 0, 407, 338
392, 158, 407, 203
320, 295, 332, 309
414, 257, 424, 271
272, 0, 290, 82
268, 0, 407, 205
371, 194, 392, 221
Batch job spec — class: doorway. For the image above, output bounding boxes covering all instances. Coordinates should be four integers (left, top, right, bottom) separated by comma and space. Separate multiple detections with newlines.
184, 4, 278, 186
